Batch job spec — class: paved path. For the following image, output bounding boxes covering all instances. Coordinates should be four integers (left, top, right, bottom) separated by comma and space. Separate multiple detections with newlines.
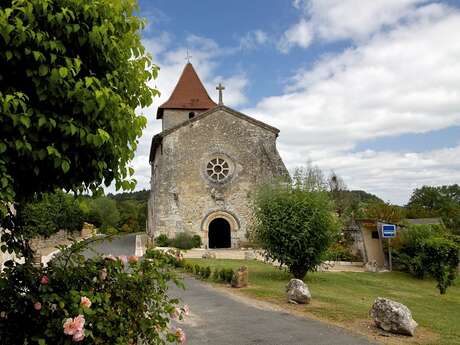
171, 277, 376, 345
82, 233, 137, 258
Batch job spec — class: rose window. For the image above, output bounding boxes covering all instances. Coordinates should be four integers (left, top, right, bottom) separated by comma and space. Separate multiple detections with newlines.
206, 158, 230, 181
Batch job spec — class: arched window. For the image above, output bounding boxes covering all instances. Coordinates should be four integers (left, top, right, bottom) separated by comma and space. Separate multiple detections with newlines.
188, 111, 195, 119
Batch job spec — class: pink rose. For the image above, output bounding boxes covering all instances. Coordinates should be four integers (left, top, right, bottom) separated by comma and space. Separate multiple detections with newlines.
34, 302, 42, 311
80, 296, 91, 308
118, 255, 128, 264
73, 315, 85, 330
63, 315, 85, 336
40, 275, 49, 285
175, 328, 186, 344
128, 255, 138, 264
63, 318, 77, 335
181, 305, 190, 317
72, 330, 85, 342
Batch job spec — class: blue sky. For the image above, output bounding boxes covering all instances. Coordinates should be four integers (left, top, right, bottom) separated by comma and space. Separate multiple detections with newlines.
130, 0, 460, 204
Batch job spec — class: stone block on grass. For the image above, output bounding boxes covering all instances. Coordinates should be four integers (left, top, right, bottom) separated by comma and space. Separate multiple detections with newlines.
286, 278, 311, 304
231, 266, 248, 288
370, 297, 417, 336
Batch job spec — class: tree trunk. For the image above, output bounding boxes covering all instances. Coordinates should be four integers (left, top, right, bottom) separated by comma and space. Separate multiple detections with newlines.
290, 265, 307, 280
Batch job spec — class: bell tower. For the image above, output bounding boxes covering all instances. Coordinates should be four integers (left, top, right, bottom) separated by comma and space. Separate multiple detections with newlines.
156, 63, 217, 130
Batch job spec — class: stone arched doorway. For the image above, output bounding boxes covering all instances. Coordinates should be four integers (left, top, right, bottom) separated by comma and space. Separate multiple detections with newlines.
208, 218, 231, 248
202, 210, 239, 248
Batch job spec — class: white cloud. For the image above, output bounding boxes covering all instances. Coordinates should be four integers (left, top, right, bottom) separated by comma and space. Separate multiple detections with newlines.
210, 74, 248, 107
308, 145, 460, 204
277, 19, 313, 53
240, 30, 269, 50
246, 4, 460, 203
279, 0, 429, 51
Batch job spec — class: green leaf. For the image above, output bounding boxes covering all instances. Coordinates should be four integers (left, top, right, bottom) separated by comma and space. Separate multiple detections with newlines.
39, 65, 48, 76
61, 160, 70, 173
5, 51, 13, 61
33, 51, 41, 61
85, 77, 93, 87
68, 123, 77, 135
0, 143, 6, 153
38, 117, 47, 128
97, 128, 110, 143
19, 116, 30, 128
59, 67, 68, 78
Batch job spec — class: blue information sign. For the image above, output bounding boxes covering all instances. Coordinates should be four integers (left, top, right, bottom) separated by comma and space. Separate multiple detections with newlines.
381, 224, 396, 238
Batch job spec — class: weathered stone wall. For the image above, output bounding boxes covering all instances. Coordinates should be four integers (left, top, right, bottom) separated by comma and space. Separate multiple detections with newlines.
162, 109, 206, 131
149, 107, 288, 248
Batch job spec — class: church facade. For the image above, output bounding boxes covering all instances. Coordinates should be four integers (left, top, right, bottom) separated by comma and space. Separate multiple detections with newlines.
148, 63, 288, 248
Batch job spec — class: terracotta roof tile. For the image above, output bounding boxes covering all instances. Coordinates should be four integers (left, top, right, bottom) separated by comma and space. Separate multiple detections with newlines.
156, 63, 217, 119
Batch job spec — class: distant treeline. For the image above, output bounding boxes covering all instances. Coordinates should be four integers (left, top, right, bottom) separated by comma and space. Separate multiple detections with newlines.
20, 190, 150, 238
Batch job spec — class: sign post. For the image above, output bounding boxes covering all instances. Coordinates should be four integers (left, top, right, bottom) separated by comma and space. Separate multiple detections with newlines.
381, 224, 397, 271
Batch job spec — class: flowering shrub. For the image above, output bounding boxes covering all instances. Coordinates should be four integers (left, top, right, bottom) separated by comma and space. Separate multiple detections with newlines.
0, 244, 187, 344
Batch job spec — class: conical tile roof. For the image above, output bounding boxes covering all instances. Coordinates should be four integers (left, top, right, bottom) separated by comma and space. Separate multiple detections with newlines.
156, 63, 217, 119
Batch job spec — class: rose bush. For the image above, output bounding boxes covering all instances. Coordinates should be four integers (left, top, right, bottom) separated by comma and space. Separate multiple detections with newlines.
0, 244, 187, 344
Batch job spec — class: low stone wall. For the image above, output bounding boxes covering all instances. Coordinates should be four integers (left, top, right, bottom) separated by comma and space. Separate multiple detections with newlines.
30, 229, 76, 251
30, 223, 96, 253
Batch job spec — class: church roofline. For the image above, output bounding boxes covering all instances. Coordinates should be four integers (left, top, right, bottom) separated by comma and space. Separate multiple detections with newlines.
149, 105, 280, 163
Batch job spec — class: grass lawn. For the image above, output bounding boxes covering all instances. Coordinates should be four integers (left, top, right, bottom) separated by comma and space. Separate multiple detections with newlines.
185, 259, 460, 345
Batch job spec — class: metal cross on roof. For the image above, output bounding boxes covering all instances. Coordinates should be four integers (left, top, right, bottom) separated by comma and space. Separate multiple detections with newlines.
185, 49, 192, 63
216, 83, 225, 105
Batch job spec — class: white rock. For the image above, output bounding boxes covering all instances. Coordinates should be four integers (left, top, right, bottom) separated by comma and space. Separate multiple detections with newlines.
244, 251, 255, 260
286, 278, 311, 304
202, 251, 216, 259
370, 297, 418, 336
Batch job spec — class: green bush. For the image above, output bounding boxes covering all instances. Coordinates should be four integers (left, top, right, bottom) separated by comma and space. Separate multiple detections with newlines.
394, 224, 459, 294
323, 243, 361, 262
182, 263, 218, 281
212, 268, 220, 281
155, 234, 171, 247
19, 191, 84, 238
216, 268, 234, 284
251, 183, 340, 279
191, 235, 202, 248
170, 232, 201, 250
198, 266, 211, 280
0, 244, 184, 344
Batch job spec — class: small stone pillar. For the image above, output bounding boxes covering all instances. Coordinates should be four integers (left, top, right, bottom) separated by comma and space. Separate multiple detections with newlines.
231, 266, 248, 288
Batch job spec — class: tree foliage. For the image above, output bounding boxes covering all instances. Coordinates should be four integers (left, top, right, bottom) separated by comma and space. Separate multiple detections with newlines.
19, 190, 84, 238
0, 0, 158, 208
365, 201, 404, 224
251, 182, 340, 279
393, 224, 459, 294
406, 185, 460, 233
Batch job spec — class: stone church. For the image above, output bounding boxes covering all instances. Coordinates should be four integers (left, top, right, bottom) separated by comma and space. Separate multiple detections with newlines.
148, 63, 287, 248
